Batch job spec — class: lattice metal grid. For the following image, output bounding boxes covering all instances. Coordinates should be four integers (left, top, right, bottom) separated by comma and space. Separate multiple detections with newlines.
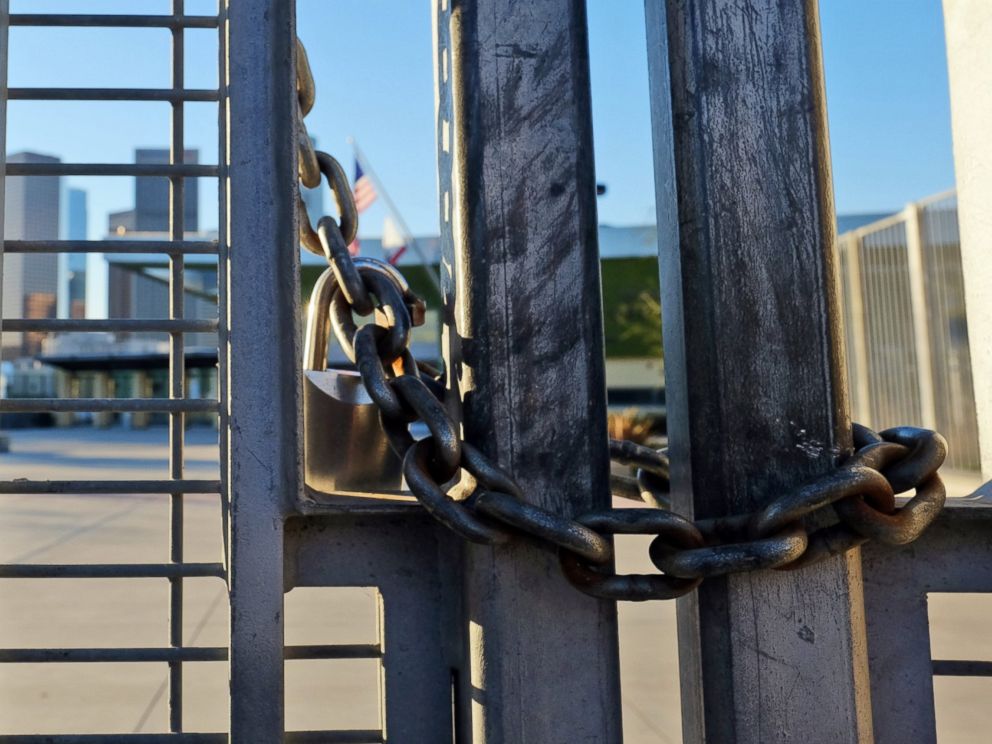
0, 3, 230, 740
838, 192, 981, 472
0, 4, 393, 740
3, 3, 988, 743
918, 193, 981, 471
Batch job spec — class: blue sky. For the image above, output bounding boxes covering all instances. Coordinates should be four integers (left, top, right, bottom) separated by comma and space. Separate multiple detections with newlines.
4, 0, 955, 240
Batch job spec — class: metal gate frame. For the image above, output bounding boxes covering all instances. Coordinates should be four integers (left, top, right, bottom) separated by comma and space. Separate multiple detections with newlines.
644, 2, 992, 742
231, 0, 622, 739
2, 1, 991, 742
1, 2, 230, 741
646, 1, 874, 739
229, 2, 457, 741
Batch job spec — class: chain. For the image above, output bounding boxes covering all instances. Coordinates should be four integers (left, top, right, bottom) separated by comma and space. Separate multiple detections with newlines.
294, 40, 948, 601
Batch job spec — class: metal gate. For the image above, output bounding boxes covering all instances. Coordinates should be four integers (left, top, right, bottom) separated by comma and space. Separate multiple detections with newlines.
1, 1, 989, 742
1, 2, 234, 740
838, 191, 982, 472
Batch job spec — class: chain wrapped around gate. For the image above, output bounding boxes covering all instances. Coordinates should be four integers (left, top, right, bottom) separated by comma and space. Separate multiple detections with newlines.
294, 39, 948, 601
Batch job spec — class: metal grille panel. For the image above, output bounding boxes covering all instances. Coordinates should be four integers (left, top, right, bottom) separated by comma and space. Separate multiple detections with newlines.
837, 192, 981, 472
1, 6, 390, 740
918, 194, 981, 471
0, 4, 228, 738
859, 220, 924, 427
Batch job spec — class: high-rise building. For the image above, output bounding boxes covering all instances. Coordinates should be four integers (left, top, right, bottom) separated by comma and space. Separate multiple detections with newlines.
3, 151, 61, 358
98, 147, 204, 325
57, 187, 88, 319
108, 148, 199, 234
97, 148, 214, 346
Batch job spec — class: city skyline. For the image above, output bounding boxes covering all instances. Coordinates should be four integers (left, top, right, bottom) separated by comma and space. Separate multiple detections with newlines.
1, 140, 941, 256
2, 139, 910, 345
2, 146, 218, 344
2, 0, 957, 241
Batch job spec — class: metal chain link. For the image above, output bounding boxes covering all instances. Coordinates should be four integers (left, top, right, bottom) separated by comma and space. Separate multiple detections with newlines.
294, 40, 949, 602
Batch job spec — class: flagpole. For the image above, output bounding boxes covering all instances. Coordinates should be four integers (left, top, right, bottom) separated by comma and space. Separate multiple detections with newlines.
347, 137, 442, 297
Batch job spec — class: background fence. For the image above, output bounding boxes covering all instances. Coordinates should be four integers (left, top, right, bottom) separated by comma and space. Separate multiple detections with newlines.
838, 190, 981, 472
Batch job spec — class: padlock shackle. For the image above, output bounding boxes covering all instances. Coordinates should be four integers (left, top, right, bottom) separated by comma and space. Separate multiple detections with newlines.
303, 266, 339, 372
303, 257, 420, 372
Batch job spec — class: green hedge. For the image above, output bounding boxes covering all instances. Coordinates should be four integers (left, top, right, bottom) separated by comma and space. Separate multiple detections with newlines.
600, 257, 662, 359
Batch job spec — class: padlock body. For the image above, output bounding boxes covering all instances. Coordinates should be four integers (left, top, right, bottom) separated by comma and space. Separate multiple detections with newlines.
304, 368, 404, 495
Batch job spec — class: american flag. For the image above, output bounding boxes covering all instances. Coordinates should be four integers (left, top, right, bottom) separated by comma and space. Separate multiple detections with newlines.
353, 161, 377, 213
347, 160, 377, 255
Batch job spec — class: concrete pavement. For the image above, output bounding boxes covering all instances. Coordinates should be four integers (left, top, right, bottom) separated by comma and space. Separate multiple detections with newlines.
0, 427, 986, 741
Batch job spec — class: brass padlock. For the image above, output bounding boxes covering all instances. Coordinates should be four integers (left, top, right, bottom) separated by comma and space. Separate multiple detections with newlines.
303, 264, 404, 496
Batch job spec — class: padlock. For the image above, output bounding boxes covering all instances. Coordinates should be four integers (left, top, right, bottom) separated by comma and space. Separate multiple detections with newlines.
303, 264, 405, 495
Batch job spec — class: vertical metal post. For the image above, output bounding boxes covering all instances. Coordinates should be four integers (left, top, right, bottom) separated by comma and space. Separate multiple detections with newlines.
904, 202, 938, 430
434, 1, 622, 741
0, 0, 8, 355
227, 0, 300, 740
645, 1, 874, 742
216, 0, 231, 574
844, 233, 872, 425
168, 0, 187, 731
862, 577, 937, 743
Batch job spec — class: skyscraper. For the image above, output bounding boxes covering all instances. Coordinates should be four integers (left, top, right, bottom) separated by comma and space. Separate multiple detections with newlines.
99, 148, 214, 346
3, 151, 61, 358
62, 187, 87, 241
108, 148, 199, 234
57, 187, 88, 319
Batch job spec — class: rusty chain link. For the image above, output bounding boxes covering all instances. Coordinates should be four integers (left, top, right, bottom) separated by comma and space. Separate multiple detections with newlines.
294, 39, 948, 602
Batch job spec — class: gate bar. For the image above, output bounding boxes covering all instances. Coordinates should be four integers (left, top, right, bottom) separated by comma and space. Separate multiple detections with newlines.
646, 1, 873, 742
2, 319, 219, 333
2, 240, 218, 254
0, 643, 381, 663
0, 736, 381, 744
0, 563, 225, 579
903, 203, 938, 430
932, 660, 992, 677
7, 89, 220, 103
226, 0, 301, 740
435, 1, 622, 740
1, 0, 7, 357
168, 1, 187, 729
3, 163, 217, 176
0, 479, 220, 494
10, 15, 220, 29
842, 233, 873, 424
0, 399, 219, 413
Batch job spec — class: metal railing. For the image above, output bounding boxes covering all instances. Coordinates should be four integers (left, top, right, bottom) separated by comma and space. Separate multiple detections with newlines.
1, 4, 388, 741
0, 4, 229, 741
838, 190, 981, 472
2, 3, 986, 743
